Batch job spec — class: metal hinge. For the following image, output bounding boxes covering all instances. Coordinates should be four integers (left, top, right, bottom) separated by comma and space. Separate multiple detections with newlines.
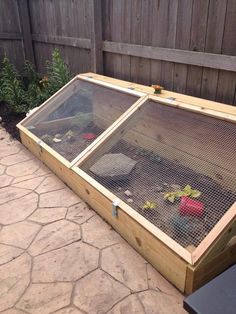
112, 199, 120, 217
37, 139, 43, 153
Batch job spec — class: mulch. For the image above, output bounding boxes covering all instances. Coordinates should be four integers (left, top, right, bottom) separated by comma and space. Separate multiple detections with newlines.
0, 101, 25, 140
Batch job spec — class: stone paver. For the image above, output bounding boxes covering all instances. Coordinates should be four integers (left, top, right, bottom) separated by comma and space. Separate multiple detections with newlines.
36, 175, 65, 194
28, 220, 81, 256
147, 264, 184, 301
0, 164, 6, 175
0, 244, 23, 265
1, 308, 27, 314
101, 243, 148, 292
28, 207, 67, 224
0, 174, 13, 188
0, 126, 185, 313
0, 221, 41, 249
55, 307, 84, 314
0, 186, 30, 205
32, 242, 99, 282
6, 159, 42, 177
74, 269, 130, 313
0, 193, 38, 225
107, 294, 145, 314
82, 215, 122, 248
138, 290, 184, 314
0, 150, 32, 166
66, 202, 95, 224
39, 188, 79, 208
13, 176, 46, 190
16, 283, 72, 314
0, 254, 31, 311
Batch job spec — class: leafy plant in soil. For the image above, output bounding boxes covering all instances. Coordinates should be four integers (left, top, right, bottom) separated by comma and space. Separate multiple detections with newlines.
143, 201, 157, 210
0, 49, 72, 116
0, 57, 28, 113
164, 184, 201, 203
45, 49, 71, 96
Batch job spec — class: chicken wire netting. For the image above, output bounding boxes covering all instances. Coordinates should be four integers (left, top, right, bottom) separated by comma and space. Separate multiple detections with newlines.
82, 100, 236, 249
23, 79, 139, 162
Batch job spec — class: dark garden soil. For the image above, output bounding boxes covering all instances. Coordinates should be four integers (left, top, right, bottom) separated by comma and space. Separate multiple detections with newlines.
0, 102, 25, 140
87, 140, 236, 248
32, 121, 104, 162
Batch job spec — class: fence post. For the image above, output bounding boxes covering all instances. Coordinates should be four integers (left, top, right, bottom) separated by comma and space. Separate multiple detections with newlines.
17, 0, 35, 65
90, 0, 103, 74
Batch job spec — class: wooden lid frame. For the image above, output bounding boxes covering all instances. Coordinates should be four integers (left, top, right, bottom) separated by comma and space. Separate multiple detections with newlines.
17, 73, 236, 293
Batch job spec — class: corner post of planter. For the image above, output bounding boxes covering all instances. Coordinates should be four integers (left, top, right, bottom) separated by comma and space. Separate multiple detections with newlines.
17, 0, 35, 66
90, 0, 103, 74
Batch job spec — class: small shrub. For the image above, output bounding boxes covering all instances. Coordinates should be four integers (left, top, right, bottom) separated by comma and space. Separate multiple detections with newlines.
0, 49, 72, 114
0, 57, 28, 113
46, 49, 71, 95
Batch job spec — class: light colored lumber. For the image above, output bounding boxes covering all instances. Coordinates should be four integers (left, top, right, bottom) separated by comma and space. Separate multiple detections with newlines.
80, 72, 236, 111
19, 128, 189, 292
71, 166, 189, 291
19, 76, 79, 126
192, 202, 236, 265
71, 94, 148, 166
185, 242, 236, 294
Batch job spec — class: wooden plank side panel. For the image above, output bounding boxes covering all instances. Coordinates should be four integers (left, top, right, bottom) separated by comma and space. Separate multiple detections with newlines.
186, 0, 209, 97
186, 242, 236, 294
138, 0, 151, 85
111, 0, 122, 79
130, 0, 142, 83
160, 0, 178, 90
174, 0, 193, 94
216, 0, 236, 105
102, 0, 114, 77
201, 0, 227, 101
19, 129, 188, 292
17, 0, 35, 64
90, 0, 103, 73
0, 0, 24, 69
120, 0, 131, 81
150, 0, 163, 86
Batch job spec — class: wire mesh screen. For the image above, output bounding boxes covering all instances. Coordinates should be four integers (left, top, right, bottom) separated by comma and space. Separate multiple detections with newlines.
23, 80, 139, 162
82, 100, 236, 249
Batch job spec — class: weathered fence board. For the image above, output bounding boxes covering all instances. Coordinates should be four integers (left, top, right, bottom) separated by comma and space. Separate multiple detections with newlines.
0, 0, 235, 104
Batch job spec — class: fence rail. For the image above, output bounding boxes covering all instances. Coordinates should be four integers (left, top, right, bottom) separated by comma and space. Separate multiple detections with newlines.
0, 0, 235, 105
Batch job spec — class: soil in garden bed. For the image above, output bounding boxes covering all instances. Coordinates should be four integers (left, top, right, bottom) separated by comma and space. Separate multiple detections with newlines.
87, 140, 236, 248
32, 121, 104, 162
0, 102, 25, 140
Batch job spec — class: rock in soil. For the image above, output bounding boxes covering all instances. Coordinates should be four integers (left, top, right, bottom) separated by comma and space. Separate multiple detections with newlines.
170, 184, 181, 190
126, 198, 133, 203
124, 190, 132, 197
154, 184, 164, 192
90, 153, 137, 181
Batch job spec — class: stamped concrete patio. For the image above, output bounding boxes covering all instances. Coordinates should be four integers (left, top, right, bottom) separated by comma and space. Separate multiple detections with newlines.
0, 126, 186, 314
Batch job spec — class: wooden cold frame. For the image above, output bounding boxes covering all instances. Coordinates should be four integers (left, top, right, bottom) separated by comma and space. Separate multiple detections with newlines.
17, 73, 236, 294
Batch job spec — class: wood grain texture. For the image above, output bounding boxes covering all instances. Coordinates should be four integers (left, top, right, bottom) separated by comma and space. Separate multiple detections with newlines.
1, 0, 236, 104
90, 0, 103, 74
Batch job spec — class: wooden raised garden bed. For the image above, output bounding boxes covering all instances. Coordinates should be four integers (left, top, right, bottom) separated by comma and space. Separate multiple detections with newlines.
17, 73, 236, 294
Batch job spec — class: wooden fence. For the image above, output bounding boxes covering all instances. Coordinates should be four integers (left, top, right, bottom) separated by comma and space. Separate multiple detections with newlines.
0, 0, 236, 105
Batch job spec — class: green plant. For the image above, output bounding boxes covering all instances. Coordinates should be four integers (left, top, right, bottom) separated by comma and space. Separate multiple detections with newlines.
46, 49, 71, 95
164, 185, 201, 203
0, 49, 72, 114
0, 57, 28, 113
143, 201, 156, 210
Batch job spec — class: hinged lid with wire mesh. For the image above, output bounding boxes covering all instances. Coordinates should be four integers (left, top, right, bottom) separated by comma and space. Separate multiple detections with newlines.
21, 76, 144, 162
18, 73, 236, 293
80, 96, 236, 249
